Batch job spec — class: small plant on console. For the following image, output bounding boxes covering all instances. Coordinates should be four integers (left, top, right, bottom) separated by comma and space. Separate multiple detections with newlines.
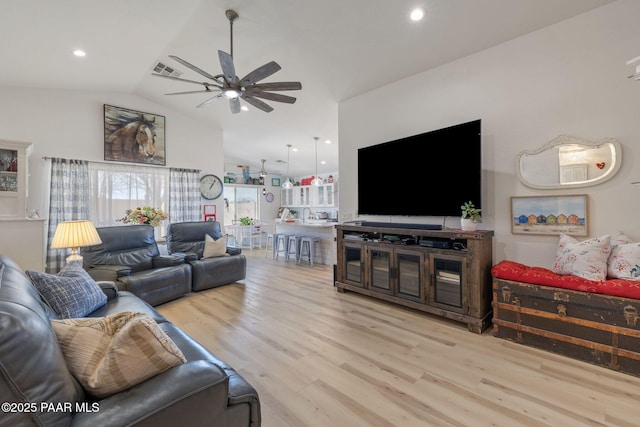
461, 201, 482, 223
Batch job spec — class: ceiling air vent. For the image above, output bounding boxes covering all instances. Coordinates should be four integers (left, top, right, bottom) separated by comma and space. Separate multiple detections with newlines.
152, 61, 183, 78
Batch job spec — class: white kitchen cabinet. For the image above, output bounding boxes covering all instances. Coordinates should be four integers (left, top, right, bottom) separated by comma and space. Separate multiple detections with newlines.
281, 182, 337, 207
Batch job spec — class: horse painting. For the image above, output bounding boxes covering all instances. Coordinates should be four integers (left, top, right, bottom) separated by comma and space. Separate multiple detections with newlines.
104, 105, 165, 165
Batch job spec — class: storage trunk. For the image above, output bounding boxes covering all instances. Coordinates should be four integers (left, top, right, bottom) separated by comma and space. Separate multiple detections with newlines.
493, 278, 640, 377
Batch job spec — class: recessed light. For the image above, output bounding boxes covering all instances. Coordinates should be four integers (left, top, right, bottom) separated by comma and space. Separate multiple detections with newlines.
410, 8, 425, 21
241, 105, 248, 111
324, 139, 331, 144
73, 49, 86, 57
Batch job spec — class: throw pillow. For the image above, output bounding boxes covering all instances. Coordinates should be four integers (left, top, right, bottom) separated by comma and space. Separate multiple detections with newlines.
51, 311, 187, 398
27, 262, 107, 318
552, 233, 611, 282
202, 233, 228, 259
607, 232, 640, 280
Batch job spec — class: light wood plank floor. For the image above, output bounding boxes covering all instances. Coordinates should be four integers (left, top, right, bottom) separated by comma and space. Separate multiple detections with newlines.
157, 250, 640, 427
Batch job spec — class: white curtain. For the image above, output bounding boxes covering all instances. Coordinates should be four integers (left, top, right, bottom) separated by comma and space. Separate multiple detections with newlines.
169, 168, 201, 223
88, 162, 169, 238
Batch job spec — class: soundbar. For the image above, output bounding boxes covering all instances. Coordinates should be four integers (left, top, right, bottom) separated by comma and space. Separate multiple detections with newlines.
350, 221, 443, 230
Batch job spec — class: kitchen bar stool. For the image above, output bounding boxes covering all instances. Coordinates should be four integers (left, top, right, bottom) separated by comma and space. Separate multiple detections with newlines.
274, 234, 289, 260
286, 235, 302, 262
298, 236, 321, 267
264, 233, 281, 259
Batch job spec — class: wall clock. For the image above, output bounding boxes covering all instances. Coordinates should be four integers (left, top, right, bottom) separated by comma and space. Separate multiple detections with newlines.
200, 174, 223, 200
265, 192, 274, 203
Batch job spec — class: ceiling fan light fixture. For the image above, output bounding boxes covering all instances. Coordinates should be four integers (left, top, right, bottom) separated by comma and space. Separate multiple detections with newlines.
224, 89, 240, 98
410, 8, 425, 21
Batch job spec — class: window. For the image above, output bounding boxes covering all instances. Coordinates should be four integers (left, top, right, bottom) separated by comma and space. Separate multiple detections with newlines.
88, 162, 169, 238
223, 185, 259, 227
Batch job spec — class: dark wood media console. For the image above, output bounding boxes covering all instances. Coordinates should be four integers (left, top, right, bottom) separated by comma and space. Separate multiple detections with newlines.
335, 223, 494, 333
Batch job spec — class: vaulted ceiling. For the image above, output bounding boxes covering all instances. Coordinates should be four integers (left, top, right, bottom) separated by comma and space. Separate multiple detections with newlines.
0, 0, 614, 177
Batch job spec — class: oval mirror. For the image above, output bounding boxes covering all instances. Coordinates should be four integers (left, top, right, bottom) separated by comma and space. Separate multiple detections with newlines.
516, 135, 621, 189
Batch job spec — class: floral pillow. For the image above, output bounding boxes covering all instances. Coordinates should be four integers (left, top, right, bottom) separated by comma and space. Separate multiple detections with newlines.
552, 233, 611, 282
607, 232, 640, 280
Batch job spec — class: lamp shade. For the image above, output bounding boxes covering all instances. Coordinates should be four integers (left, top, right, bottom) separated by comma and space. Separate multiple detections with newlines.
51, 220, 102, 250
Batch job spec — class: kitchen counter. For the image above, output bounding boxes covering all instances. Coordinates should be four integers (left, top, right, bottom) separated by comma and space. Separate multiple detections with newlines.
274, 220, 337, 265
277, 220, 337, 227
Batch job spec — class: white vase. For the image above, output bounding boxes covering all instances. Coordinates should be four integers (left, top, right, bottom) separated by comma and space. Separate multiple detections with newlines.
461, 218, 477, 230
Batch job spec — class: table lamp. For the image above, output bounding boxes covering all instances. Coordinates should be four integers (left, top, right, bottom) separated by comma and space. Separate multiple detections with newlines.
50, 220, 102, 262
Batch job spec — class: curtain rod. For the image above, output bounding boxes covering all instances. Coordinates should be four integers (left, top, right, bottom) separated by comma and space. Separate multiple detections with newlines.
41, 156, 200, 173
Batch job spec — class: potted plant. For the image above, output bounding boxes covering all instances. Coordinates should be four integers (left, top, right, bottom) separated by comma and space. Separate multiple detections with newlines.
460, 201, 481, 230
239, 217, 254, 226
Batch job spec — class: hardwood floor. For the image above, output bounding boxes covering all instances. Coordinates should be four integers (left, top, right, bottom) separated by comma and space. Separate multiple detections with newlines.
157, 249, 640, 427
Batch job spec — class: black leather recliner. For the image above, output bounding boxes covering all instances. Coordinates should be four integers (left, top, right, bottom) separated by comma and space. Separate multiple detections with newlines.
166, 221, 247, 291
82, 225, 192, 306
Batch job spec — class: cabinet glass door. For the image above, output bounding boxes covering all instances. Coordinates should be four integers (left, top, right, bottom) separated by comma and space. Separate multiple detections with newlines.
343, 243, 364, 287
431, 255, 465, 313
300, 186, 311, 206
396, 250, 424, 302
325, 184, 334, 206
369, 248, 392, 293
316, 185, 326, 206
0, 148, 18, 192
281, 187, 293, 206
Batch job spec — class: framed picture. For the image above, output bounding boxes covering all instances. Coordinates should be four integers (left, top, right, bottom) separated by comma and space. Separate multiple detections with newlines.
511, 194, 588, 236
104, 104, 166, 166
271, 178, 281, 187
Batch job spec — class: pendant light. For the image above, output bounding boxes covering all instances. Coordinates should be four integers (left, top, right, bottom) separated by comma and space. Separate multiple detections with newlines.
282, 144, 293, 189
259, 159, 267, 178
311, 136, 322, 186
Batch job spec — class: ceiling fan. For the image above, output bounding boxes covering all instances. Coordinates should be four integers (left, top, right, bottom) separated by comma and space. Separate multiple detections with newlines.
152, 9, 302, 113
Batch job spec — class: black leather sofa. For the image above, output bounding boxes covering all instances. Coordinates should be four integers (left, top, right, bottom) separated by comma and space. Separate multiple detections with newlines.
0, 254, 261, 427
166, 221, 247, 291
82, 225, 192, 306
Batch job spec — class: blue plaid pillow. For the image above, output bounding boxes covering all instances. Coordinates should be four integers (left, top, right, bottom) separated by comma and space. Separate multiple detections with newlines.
27, 262, 107, 319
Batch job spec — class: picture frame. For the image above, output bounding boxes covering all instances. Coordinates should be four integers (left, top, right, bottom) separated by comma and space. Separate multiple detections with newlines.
511, 194, 588, 236
271, 178, 281, 187
104, 104, 166, 166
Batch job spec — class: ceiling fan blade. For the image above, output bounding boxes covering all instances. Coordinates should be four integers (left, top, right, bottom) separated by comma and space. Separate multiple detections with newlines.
249, 91, 297, 104
165, 89, 218, 95
229, 97, 241, 114
169, 55, 219, 81
218, 50, 237, 84
242, 96, 274, 113
151, 73, 216, 87
196, 94, 224, 108
240, 61, 281, 85
251, 81, 302, 91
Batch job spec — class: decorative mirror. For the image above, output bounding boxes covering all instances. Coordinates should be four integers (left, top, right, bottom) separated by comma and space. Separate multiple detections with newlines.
516, 135, 621, 189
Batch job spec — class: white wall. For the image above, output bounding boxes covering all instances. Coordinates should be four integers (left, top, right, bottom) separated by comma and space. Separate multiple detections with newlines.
0, 86, 225, 221
339, 0, 640, 267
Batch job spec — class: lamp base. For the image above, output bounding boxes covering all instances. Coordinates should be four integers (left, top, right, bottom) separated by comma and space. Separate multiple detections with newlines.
66, 248, 83, 263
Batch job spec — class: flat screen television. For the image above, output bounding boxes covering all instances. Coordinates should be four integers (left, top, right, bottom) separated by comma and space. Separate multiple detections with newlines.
357, 119, 481, 217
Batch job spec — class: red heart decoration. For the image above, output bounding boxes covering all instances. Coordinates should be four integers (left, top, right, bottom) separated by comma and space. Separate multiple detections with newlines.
596, 162, 605, 169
